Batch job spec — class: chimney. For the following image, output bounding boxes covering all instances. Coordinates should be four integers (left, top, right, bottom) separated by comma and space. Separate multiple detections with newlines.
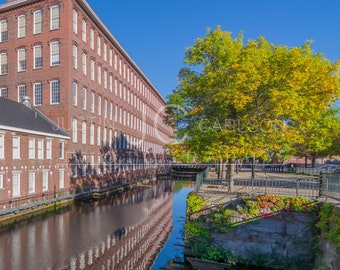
21, 96, 31, 108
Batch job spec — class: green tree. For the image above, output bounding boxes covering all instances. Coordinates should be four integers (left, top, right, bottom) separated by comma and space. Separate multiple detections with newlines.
165, 26, 340, 162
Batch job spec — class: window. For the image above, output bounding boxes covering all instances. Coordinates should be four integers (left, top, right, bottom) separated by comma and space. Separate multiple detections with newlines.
37, 139, 44, 159
72, 119, 78, 142
82, 155, 86, 177
82, 88, 86, 110
90, 28, 94, 49
59, 169, 64, 189
0, 88, 8, 99
71, 154, 77, 177
50, 80, 60, 104
59, 140, 64, 159
82, 52, 87, 75
103, 127, 107, 145
28, 171, 35, 194
90, 59, 95, 80
97, 95, 101, 115
109, 74, 113, 93
110, 102, 113, 121
42, 170, 48, 191
50, 5, 60, 30
12, 136, 20, 159
90, 155, 94, 175
103, 43, 107, 61
109, 49, 113, 66
90, 92, 95, 113
46, 139, 52, 159
0, 53, 7, 75
97, 156, 101, 174
82, 122, 86, 144
97, 36, 101, 56
103, 69, 107, 89
12, 172, 20, 197
0, 173, 3, 189
97, 65, 101, 85
82, 20, 86, 42
72, 82, 78, 106
114, 54, 117, 70
0, 133, 4, 159
0, 20, 8, 42
28, 138, 35, 159
72, 9, 78, 34
90, 123, 94, 145
34, 45, 43, 69
18, 49, 26, 72
18, 15, 26, 38
72, 44, 78, 69
33, 10, 42, 34
50, 41, 60, 66
114, 79, 118, 95
97, 126, 101, 146
34, 83, 42, 106
18, 85, 26, 102
104, 99, 107, 118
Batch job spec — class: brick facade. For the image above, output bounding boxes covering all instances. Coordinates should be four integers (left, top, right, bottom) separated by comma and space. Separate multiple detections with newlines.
0, 0, 173, 199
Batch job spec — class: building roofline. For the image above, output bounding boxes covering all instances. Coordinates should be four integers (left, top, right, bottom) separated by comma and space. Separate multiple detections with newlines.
0, 124, 70, 140
0, 0, 166, 103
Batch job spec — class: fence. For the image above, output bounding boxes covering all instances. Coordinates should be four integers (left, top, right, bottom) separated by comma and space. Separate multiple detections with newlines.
199, 173, 340, 201
320, 174, 340, 201
0, 188, 75, 216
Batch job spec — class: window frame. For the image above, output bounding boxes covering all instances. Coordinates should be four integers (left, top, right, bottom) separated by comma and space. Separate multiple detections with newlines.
50, 41, 60, 66
33, 10, 42, 34
50, 80, 60, 104
33, 45, 43, 69
17, 48, 26, 72
50, 5, 60, 30
0, 52, 7, 75
0, 20, 8, 42
17, 14, 26, 38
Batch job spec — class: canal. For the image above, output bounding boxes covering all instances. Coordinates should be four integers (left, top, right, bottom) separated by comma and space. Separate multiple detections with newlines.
0, 180, 195, 270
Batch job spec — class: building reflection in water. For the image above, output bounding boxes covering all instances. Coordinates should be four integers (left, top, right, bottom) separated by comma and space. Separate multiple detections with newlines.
0, 181, 173, 270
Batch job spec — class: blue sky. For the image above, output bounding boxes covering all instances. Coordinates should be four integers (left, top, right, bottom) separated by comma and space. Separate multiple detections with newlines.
85, 0, 340, 99
1, 0, 340, 100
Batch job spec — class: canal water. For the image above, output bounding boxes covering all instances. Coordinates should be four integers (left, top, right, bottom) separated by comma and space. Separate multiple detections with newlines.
0, 180, 195, 270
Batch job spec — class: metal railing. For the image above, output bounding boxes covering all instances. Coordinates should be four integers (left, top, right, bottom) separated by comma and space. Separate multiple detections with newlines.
0, 188, 75, 216
199, 177, 320, 198
320, 174, 340, 201
198, 174, 340, 200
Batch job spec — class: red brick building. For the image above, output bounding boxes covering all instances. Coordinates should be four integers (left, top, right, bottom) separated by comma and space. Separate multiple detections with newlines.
0, 97, 70, 202
0, 0, 173, 190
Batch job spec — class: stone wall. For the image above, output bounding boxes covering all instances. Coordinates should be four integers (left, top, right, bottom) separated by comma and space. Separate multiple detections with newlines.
212, 212, 316, 269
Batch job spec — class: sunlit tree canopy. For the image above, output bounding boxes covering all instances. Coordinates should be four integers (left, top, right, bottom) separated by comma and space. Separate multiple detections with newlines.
165, 27, 340, 162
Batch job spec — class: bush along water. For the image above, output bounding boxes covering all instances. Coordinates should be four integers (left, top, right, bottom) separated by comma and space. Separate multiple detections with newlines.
316, 203, 340, 248
185, 192, 319, 268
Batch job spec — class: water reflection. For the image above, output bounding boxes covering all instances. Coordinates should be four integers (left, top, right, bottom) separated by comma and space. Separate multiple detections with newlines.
0, 180, 175, 270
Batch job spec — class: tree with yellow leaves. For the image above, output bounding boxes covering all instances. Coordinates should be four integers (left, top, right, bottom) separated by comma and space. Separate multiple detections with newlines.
165, 27, 340, 165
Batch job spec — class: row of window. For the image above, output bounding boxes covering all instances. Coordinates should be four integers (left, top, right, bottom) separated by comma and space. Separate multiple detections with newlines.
0, 81, 60, 104
72, 82, 171, 134
0, 133, 65, 160
0, 169, 65, 197
71, 153, 158, 178
71, 8, 164, 111
0, 5, 60, 42
70, 120, 164, 154
0, 41, 60, 75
